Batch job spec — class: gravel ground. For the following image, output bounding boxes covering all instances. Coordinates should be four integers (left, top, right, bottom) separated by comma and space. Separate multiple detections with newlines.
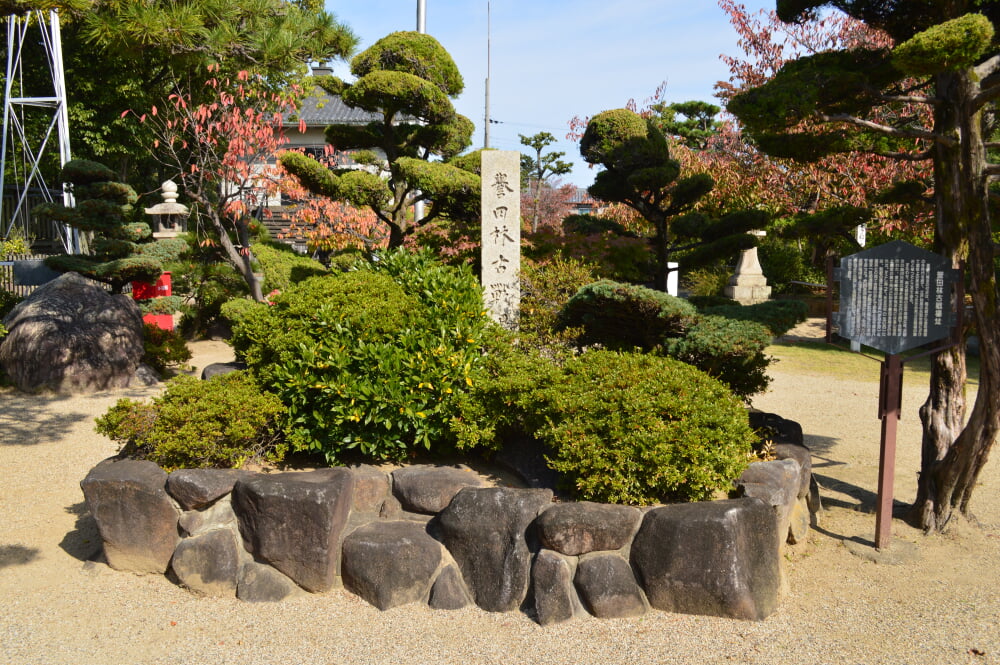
1, 333, 998, 665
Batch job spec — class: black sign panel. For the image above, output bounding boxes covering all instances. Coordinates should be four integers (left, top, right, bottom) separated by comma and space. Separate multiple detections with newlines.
834, 240, 961, 355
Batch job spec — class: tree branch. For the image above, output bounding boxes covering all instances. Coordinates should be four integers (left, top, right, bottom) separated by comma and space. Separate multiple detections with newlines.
817, 113, 946, 143
874, 148, 934, 162
877, 93, 938, 106
975, 55, 1000, 80
972, 83, 1000, 109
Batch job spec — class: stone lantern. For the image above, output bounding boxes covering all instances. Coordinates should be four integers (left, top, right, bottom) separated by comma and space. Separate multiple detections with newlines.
144, 180, 189, 238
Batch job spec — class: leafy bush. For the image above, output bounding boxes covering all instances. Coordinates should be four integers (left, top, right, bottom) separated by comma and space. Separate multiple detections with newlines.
232, 248, 493, 464
138, 295, 184, 315
757, 239, 824, 294
558, 280, 698, 350
167, 241, 249, 338
702, 299, 808, 337
537, 351, 753, 504
664, 316, 773, 400
681, 264, 732, 297
95, 372, 287, 470
141, 322, 192, 373
252, 243, 326, 292
0, 288, 22, 319
520, 255, 597, 351
557, 279, 775, 399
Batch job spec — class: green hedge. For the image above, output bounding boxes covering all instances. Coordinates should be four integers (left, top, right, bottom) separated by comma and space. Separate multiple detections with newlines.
701, 299, 808, 337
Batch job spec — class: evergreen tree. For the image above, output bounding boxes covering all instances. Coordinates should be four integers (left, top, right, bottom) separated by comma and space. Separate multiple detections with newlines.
728, 2, 1000, 531
37, 160, 185, 293
579, 108, 768, 291
279, 32, 480, 248
519, 132, 572, 232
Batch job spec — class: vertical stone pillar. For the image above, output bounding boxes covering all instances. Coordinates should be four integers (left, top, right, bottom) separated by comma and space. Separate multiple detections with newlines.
481, 151, 521, 329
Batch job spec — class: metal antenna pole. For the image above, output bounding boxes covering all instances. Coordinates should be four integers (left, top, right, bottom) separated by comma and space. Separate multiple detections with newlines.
484, 0, 491, 148
416, 0, 426, 33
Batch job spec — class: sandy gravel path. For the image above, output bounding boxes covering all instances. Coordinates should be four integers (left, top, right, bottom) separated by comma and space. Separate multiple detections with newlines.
0, 334, 998, 665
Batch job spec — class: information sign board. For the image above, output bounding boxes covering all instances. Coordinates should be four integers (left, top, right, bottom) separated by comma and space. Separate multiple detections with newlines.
834, 240, 961, 355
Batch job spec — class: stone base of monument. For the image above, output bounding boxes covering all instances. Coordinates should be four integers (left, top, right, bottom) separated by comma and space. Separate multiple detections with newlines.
725, 282, 772, 305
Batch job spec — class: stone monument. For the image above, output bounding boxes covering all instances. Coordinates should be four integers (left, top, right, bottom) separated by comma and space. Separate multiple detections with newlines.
724, 231, 770, 305
481, 151, 521, 329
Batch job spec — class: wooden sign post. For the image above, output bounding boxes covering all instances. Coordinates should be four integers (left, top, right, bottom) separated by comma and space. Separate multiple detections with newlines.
834, 240, 961, 550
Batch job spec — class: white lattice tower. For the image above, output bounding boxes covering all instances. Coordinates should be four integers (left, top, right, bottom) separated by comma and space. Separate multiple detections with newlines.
1, 9, 75, 252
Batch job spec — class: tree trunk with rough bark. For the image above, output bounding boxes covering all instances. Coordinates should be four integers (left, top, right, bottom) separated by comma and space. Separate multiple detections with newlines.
912, 68, 1000, 531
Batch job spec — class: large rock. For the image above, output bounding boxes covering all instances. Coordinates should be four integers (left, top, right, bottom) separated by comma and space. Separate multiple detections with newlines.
349, 465, 390, 515
774, 443, 813, 499
170, 528, 240, 597
535, 502, 642, 556
428, 564, 472, 610
167, 469, 245, 510
237, 561, 303, 602
391, 465, 484, 514
0, 272, 144, 392
341, 521, 443, 610
630, 498, 780, 620
437, 487, 553, 612
231, 468, 354, 593
532, 549, 584, 625
737, 459, 802, 547
177, 496, 238, 537
80, 458, 180, 574
574, 553, 647, 619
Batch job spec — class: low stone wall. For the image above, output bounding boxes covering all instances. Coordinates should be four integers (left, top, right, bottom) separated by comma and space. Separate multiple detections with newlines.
80, 418, 816, 625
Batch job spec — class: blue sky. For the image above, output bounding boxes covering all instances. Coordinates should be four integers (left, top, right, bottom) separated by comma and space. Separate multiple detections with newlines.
323, 0, 775, 188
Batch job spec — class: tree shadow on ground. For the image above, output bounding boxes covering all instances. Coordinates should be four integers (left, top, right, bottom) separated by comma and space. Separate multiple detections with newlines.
59, 502, 102, 562
811, 473, 911, 543
0, 390, 90, 446
0, 544, 40, 569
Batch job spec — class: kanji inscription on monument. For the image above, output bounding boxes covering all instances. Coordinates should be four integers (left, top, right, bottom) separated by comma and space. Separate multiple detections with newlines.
481, 151, 520, 329
834, 240, 961, 355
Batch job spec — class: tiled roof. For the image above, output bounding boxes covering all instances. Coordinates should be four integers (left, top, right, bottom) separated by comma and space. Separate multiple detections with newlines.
284, 82, 380, 127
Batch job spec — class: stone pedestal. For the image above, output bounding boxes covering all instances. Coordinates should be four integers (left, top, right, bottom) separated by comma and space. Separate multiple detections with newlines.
724, 246, 771, 305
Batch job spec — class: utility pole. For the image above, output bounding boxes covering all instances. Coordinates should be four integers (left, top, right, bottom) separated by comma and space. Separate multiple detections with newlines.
484, 0, 491, 148
414, 0, 427, 222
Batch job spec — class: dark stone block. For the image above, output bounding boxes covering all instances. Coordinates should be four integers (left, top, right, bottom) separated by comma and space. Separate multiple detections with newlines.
178, 496, 237, 537
535, 501, 642, 556
349, 465, 390, 515
391, 465, 484, 514
748, 410, 804, 446
200, 361, 247, 380
237, 561, 302, 602
437, 487, 552, 612
738, 460, 801, 546
630, 498, 780, 620
574, 553, 647, 619
532, 549, 584, 625
341, 521, 442, 610
1, 273, 143, 393
170, 528, 240, 597
428, 564, 472, 610
167, 469, 245, 510
495, 435, 561, 491
232, 468, 354, 592
80, 458, 179, 574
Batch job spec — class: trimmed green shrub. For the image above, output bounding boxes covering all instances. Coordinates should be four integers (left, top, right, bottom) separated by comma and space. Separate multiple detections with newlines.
664, 316, 773, 400
232, 248, 493, 464
95, 372, 287, 470
141, 322, 192, 374
682, 264, 731, 297
702, 299, 808, 337
167, 242, 249, 338
557, 280, 698, 350
520, 255, 598, 351
537, 351, 754, 504
252, 243, 326, 293
557, 279, 776, 399
687, 294, 738, 309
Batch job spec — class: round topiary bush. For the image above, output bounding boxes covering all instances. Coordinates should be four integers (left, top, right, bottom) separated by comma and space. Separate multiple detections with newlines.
536, 350, 755, 505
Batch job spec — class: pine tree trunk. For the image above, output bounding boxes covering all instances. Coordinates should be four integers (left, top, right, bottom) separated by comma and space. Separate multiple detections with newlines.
911, 69, 999, 531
